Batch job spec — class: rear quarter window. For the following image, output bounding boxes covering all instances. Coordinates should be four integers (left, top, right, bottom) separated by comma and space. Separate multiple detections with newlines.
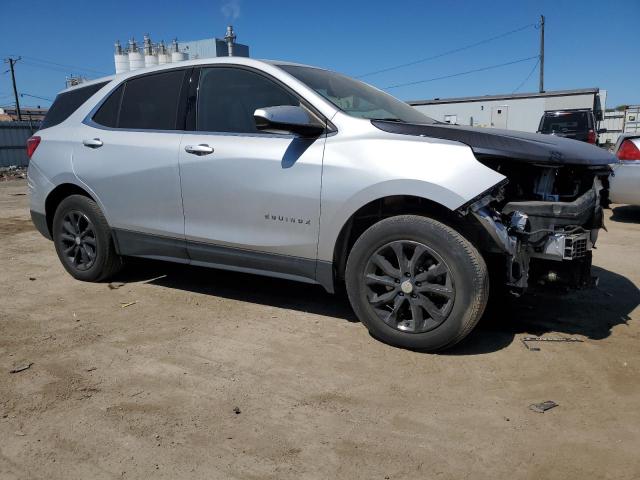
41, 82, 108, 129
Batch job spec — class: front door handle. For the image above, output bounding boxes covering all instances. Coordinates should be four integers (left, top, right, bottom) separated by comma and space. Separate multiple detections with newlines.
82, 138, 103, 148
184, 144, 214, 156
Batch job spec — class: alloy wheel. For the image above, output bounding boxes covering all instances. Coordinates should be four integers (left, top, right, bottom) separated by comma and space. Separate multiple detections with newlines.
58, 210, 97, 271
363, 240, 455, 333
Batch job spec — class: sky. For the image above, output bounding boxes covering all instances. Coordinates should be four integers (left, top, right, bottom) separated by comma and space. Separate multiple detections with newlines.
1, 0, 639, 109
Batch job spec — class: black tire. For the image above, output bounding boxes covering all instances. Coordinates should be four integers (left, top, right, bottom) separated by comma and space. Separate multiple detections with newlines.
52, 194, 123, 282
345, 215, 489, 351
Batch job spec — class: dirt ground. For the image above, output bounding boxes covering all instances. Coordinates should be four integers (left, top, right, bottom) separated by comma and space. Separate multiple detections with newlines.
1, 178, 639, 480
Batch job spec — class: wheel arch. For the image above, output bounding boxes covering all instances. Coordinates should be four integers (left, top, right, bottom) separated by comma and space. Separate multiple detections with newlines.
329, 194, 491, 287
44, 183, 96, 237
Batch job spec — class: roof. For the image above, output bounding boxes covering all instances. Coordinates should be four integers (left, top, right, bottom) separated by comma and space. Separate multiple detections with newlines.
61, 75, 115, 93
407, 88, 600, 106
60, 58, 318, 95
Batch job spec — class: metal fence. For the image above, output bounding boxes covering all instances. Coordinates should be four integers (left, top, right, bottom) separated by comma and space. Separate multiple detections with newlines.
0, 121, 39, 168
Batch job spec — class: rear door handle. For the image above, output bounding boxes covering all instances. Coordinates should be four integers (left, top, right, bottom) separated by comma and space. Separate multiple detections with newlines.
184, 144, 214, 156
82, 138, 103, 148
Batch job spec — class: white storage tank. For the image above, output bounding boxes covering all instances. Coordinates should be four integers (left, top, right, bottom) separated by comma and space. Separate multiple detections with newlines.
145, 54, 158, 67
143, 33, 158, 67
129, 50, 144, 70
114, 41, 129, 74
128, 38, 145, 71
171, 51, 187, 62
170, 38, 187, 63
157, 41, 171, 65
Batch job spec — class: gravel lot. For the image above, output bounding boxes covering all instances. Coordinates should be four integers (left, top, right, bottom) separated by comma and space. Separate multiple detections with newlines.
1, 178, 639, 480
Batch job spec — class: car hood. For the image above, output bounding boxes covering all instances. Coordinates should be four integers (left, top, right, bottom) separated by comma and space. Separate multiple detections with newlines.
372, 120, 617, 166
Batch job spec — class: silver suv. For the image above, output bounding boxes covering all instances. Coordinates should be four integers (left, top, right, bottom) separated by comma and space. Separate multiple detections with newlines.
28, 57, 615, 350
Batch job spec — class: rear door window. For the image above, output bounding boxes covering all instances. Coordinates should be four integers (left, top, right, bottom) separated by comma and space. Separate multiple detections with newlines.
92, 84, 124, 128
41, 81, 108, 129
118, 70, 186, 130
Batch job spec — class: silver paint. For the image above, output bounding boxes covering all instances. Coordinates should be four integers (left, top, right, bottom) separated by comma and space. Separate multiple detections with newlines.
28, 57, 506, 289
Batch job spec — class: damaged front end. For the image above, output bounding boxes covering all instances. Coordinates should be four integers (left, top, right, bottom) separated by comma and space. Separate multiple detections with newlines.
461, 163, 611, 293
369, 118, 618, 294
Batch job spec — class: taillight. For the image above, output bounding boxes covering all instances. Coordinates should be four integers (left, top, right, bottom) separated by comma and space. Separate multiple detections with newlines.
587, 129, 596, 144
26, 136, 41, 159
617, 139, 640, 161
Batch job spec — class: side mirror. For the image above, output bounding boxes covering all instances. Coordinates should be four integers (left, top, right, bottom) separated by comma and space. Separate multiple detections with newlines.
254, 106, 325, 137
597, 128, 607, 134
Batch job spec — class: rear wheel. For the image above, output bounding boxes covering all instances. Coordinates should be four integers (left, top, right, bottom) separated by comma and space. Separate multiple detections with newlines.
345, 215, 489, 351
52, 195, 123, 282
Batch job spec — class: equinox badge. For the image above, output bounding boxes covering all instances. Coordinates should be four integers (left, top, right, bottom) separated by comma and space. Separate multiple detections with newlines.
264, 213, 311, 225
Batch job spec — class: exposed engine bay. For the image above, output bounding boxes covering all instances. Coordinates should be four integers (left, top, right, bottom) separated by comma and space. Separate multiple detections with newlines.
370, 119, 618, 294
465, 159, 611, 292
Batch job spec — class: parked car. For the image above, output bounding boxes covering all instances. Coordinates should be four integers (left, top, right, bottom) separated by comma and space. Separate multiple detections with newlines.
609, 134, 640, 205
537, 109, 605, 144
27, 58, 616, 350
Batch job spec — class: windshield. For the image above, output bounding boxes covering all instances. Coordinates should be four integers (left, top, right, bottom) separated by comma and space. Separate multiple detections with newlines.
278, 65, 436, 124
539, 111, 590, 134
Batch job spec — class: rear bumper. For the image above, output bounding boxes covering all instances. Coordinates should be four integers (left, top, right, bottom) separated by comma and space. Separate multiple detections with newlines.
30, 210, 51, 240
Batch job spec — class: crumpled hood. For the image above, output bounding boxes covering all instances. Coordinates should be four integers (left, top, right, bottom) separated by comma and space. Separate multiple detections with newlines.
372, 120, 617, 166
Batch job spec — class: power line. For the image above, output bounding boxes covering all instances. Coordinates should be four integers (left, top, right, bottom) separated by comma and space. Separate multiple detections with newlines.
512, 58, 540, 93
14, 55, 109, 76
20, 93, 54, 102
356, 22, 537, 79
383, 55, 539, 90
20, 60, 76, 74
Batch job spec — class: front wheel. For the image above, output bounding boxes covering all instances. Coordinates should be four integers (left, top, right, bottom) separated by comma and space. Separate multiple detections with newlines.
345, 215, 489, 351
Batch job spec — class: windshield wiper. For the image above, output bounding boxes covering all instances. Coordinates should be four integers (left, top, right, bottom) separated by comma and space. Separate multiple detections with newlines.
372, 117, 406, 123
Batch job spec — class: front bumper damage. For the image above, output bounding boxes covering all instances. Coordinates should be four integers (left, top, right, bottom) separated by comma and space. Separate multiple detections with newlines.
466, 178, 604, 291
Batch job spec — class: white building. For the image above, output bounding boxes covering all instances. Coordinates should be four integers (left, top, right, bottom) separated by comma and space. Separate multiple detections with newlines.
408, 88, 606, 134
623, 106, 640, 134
600, 106, 640, 146
181, 37, 249, 59
600, 110, 625, 145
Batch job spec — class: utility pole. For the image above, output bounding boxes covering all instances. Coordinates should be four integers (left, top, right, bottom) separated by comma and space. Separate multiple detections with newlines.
538, 15, 545, 93
4, 57, 22, 121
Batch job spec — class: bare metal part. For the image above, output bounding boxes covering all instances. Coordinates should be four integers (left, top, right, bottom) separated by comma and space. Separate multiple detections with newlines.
471, 207, 517, 255
471, 205, 529, 288
508, 210, 530, 236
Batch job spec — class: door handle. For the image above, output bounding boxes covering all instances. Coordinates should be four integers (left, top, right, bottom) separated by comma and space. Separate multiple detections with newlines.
82, 138, 103, 148
184, 144, 214, 156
